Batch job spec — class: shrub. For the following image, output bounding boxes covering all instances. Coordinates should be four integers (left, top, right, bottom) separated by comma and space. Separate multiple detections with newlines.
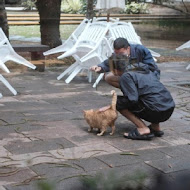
61, 0, 82, 14
79, 0, 97, 15
124, 2, 149, 14
21, 0, 36, 10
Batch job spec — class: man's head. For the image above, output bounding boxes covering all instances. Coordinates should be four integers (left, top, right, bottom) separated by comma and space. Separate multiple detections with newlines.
113, 38, 130, 57
109, 54, 129, 76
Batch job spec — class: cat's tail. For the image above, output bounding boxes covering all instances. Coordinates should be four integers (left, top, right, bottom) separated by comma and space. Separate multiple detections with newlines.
111, 90, 117, 111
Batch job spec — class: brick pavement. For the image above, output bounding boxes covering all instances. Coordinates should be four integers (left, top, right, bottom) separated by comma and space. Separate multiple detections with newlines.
0, 61, 190, 190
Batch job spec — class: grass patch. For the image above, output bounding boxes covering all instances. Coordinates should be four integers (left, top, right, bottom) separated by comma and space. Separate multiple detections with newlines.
9, 25, 78, 40
9, 25, 40, 38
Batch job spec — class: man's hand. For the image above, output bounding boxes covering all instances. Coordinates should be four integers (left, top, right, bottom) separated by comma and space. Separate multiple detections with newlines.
98, 105, 111, 112
90, 66, 102, 72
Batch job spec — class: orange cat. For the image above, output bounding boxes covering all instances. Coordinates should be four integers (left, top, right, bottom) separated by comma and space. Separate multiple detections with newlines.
83, 90, 118, 136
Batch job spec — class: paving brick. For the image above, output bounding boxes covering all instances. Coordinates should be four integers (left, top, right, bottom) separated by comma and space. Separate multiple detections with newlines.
4, 137, 75, 154
145, 157, 190, 173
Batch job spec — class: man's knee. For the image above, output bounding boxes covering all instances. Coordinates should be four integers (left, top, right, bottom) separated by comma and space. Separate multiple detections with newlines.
105, 73, 113, 84
105, 73, 120, 87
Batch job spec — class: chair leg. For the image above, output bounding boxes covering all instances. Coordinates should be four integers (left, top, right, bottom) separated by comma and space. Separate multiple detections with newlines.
0, 61, 10, 73
0, 74, 17, 95
93, 73, 104, 88
186, 64, 190, 70
88, 70, 92, 83
65, 66, 82, 84
57, 62, 79, 80
9, 54, 36, 70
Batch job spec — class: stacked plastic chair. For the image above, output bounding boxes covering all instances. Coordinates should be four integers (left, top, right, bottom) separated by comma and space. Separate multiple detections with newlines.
0, 28, 36, 73
56, 22, 112, 86
0, 28, 36, 95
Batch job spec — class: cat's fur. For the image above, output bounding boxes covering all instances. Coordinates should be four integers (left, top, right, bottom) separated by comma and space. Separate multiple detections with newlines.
83, 90, 118, 136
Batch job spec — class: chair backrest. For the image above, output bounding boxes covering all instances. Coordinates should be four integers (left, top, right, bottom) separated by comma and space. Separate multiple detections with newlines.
70, 18, 91, 41
75, 22, 110, 48
109, 22, 160, 59
0, 28, 9, 45
109, 21, 142, 45
93, 17, 119, 22
0, 28, 16, 55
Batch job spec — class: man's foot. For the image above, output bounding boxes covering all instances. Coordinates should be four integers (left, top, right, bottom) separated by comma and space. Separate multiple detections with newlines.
148, 125, 164, 137
124, 128, 155, 140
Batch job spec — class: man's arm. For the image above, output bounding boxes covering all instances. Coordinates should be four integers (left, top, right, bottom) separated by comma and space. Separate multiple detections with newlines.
90, 59, 110, 73
135, 45, 155, 64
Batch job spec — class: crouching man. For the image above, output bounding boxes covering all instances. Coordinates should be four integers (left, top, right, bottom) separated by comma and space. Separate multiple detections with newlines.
101, 54, 175, 140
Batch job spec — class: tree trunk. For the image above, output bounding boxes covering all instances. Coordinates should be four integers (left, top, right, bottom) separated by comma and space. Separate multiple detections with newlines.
86, 0, 94, 19
36, 0, 62, 48
0, 0, 9, 37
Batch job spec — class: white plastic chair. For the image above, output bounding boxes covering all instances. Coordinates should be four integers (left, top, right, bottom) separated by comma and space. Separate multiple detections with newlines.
176, 40, 190, 51
43, 19, 90, 56
176, 40, 190, 70
108, 22, 161, 59
0, 28, 36, 73
93, 17, 119, 22
0, 74, 17, 95
57, 22, 112, 86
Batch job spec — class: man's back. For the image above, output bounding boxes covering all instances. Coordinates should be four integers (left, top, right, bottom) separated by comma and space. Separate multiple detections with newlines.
120, 71, 175, 112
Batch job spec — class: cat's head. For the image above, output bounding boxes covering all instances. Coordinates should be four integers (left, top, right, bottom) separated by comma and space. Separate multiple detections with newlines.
83, 109, 93, 118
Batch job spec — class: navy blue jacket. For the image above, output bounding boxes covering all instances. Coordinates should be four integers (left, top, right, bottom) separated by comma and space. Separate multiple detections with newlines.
119, 70, 175, 112
98, 44, 160, 79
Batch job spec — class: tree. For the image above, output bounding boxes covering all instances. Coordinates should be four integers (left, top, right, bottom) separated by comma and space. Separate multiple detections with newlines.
35, 0, 62, 48
0, 0, 8, 37
131, 0, 190, 15
86, 0, 94, 19
151, 0, 190, 15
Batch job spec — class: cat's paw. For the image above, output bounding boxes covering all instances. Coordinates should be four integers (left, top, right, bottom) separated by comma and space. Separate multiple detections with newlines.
88, 129, 92, 132
110, 132, 114, 136
97, 132, 104, 136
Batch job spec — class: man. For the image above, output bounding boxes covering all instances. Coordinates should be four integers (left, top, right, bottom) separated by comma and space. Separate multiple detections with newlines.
91, 37, 160, 88
101, 54, 175, 140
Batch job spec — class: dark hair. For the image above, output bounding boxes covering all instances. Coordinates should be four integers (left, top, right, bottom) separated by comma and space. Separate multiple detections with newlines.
109, 54, 128, 71
113, 37, 130, 50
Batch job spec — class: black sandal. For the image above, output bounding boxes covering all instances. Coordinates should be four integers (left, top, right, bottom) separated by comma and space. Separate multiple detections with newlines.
124, 128, 154, 140
148, 125, 164, 137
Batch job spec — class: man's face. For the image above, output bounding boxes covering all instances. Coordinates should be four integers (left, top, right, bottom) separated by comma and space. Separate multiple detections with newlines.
114, 47, 130, 57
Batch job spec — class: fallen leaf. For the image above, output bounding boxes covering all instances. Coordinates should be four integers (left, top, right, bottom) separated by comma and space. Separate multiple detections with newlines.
120, 152, 139, 156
